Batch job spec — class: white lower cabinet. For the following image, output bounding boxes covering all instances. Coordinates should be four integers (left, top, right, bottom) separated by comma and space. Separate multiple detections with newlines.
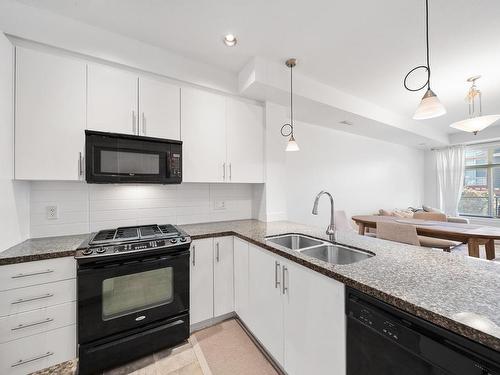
233, 237, 250, 323
190, 237, 346, 374
248, 244, 285, 365
190, 238, 214, 324
190, 237, 234, 325
246, 241, 346, 375
0, 324, 76, 375
213, 237, 234, 316
283, 261, 346, 375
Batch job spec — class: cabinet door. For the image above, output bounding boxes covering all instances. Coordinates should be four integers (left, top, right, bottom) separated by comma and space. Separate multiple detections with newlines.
283, 261, 346, 375
233, 237, 249, 322
138, 77, 180, 139
190, 238, 214, 324
248, 245, 284, 365
181, 87, 226, 182
213, 237, 234, 317
87, 64, 138, 135
226, 98, 264, 183
15, 47, 86, 180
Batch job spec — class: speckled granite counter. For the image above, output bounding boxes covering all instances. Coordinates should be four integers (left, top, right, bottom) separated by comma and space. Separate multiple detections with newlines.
179, 219, 500, 352
1, 219, 499, 353
0, 234, 90, 265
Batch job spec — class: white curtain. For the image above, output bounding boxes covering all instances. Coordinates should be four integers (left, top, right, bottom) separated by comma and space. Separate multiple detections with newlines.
435, 146, 466, 216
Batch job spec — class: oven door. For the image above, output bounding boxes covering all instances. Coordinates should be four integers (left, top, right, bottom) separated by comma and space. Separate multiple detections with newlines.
78, 250, 189, 344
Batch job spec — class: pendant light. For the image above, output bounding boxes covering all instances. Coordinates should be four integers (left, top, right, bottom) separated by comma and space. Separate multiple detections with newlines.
404, 0, 446, 120
450, 76, 500, 135
281, 58, 299, 152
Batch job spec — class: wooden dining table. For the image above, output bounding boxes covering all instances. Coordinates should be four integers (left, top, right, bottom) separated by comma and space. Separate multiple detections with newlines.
351, 215, 499, 260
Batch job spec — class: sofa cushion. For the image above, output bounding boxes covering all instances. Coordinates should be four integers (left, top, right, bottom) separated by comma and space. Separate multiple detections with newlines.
422, 205, 444, 213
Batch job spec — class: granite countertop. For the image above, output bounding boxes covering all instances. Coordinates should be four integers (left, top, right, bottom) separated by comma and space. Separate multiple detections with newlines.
0, 234, 90, 265
1, 219, 499, 352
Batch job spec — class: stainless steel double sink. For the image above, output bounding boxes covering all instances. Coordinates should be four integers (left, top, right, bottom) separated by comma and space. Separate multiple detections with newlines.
265, 234, 373, 265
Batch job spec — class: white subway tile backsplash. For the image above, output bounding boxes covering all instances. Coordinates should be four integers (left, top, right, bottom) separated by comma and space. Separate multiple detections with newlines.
30, 182, 254, 237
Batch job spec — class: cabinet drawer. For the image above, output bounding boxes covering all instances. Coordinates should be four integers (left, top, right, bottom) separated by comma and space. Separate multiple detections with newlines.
0, 302, 76, 343
0, 257, 76, 292
0, 279, 76, 317
0, 325, 76, 375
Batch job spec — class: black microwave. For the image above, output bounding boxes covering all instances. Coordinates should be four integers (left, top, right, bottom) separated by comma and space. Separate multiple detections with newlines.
85, 130, 182, 184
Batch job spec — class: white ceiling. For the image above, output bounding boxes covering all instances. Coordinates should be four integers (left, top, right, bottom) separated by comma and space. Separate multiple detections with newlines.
13, 0, 500, 135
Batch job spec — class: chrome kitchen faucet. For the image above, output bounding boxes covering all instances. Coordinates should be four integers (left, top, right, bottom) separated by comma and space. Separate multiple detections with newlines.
312, 191, 335, 242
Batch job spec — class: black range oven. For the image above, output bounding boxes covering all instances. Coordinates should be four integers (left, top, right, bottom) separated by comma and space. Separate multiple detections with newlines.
85, 130, 182, 184
76, 224, 190, 374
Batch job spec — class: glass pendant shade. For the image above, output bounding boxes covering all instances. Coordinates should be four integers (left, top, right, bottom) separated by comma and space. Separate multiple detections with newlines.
450, 115, 500, 134
285, 135, 300, 152
413, 89, 446, 120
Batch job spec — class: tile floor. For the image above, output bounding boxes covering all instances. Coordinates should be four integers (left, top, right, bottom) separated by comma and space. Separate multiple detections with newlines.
33, 319, 278, 375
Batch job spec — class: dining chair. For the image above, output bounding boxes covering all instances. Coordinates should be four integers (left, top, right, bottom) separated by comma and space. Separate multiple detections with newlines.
335, 210, 355, 232
413, 211, 447, 221
412, 211, 461, 251
376, 222, 420, 246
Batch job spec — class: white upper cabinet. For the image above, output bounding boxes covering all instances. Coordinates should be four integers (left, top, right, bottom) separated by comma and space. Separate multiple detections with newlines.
181, 87, 227, 182
87, 64, 138, 135
15, 47, 86, 181
138, 77, 180, 140
181, 87, 265, 183
226, 98, 264, 183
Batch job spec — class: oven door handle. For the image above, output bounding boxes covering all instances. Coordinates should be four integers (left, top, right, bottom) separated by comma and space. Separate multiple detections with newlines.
79, 250, 189, 272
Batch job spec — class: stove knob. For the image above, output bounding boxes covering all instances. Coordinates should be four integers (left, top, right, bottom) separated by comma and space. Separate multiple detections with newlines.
82, 249, 93, 256
96, 247, 107, 254
180, 237, 187, 242
170, 239, 178, 244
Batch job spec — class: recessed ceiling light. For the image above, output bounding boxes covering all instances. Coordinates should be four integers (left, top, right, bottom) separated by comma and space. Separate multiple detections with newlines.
223, 34, 237, 47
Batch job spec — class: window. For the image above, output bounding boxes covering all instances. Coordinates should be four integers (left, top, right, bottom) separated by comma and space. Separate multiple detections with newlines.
458, 144, 500, 217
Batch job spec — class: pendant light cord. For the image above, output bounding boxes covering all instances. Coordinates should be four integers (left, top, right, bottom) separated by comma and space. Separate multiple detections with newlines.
281, 62, 294, 137
404, 0, 431, 92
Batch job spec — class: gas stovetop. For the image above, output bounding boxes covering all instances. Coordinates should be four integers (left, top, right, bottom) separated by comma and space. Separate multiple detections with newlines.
76, 224, 190, 259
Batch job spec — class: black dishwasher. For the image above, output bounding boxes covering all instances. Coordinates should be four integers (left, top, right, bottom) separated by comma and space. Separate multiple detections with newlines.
346, 287, 500, 375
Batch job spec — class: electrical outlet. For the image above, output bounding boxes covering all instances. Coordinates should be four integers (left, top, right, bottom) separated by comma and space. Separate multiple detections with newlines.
214, 200, 226, 210
46, 205, 58, 220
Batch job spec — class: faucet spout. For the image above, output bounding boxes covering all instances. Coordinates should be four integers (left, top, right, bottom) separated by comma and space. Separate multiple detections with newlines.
312, 191, 335, 242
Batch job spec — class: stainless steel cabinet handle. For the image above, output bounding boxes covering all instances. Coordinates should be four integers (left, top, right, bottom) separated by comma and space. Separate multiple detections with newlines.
12, 318, 53, 331
132, 110, 137, 134
275, 261, 281, 288
223, 163, 226, 181
142, 112, 146, 135
78, 152, 83, 177
216, 242, 220, 262
229, 163, 232, 181
282, 266, 288, 295
12, 293, 53, 305
12, 352, 54, 367
192, 245, 196, 266
11, 269, 54, 279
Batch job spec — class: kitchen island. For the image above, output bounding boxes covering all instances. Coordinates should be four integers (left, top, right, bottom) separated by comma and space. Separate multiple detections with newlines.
2, 219, 499, 353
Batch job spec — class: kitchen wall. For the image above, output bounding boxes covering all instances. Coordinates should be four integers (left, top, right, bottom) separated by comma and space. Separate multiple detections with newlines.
30, 182, 255, 237
0, 31, 30, 251
285, 121, 425, 227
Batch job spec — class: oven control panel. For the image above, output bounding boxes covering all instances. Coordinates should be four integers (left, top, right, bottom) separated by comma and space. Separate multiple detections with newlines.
78, 237, 191, 258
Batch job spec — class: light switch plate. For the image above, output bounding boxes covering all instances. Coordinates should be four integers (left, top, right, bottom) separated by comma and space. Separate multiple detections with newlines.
214, 200, 226, 210
46, 205, 58, 220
